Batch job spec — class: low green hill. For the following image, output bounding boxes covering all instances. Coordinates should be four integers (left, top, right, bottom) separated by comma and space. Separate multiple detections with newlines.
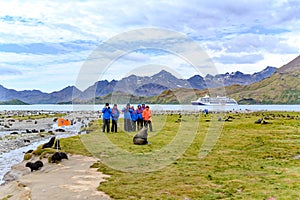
227, 71, 300, 104
0, 99, 29, 105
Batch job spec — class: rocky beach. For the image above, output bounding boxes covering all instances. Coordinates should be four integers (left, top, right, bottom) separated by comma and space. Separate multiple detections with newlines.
0, 110, 101, 185
0, 110, 112, 199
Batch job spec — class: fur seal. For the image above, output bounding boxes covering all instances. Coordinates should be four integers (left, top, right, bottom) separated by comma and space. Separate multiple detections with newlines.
25, 160, 43, 172
133, 127, 149, 145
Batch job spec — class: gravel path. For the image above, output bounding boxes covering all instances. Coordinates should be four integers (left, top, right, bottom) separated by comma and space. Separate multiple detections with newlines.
0, 155, 111, 200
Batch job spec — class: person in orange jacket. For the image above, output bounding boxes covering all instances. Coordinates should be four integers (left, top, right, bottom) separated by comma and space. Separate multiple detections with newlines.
142, 105, 153, 132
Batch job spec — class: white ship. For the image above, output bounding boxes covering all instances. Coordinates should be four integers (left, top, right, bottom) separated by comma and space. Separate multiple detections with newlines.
191, 95, 238, 105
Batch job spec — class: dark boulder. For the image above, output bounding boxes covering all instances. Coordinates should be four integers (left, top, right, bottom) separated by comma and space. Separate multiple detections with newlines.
55, 128, 65, 132
25, 149, 34, 154
26, 129, 32, 133
255, 118, 263, 124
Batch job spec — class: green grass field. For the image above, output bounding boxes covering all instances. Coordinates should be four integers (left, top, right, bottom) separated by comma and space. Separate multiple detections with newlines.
61, 111, 300, 199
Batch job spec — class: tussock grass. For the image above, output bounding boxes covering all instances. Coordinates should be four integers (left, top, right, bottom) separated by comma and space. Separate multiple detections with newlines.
63, 112, 300, 199
60, 136, 92, 156
26, 136, 92, 161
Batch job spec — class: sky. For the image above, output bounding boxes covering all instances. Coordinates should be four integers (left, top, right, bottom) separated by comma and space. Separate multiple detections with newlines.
0, 0, 299, 92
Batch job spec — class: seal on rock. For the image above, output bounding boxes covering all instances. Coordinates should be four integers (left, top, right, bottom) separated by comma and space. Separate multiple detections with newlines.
25, 160, 43, 172
42, 136, 56, 149
51, 152, 68, 163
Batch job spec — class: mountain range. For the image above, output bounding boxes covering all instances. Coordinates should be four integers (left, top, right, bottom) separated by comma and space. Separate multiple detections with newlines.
151, 55, 300, 104
227, 55, 300, 104
0, 66, 277, 104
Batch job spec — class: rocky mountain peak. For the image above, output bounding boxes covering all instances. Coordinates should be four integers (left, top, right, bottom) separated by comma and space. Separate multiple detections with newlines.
152, 70, 176, 79
277, 55, 300, 74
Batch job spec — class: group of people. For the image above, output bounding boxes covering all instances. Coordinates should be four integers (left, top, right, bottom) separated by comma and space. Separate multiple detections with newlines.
101, 102, 153, 133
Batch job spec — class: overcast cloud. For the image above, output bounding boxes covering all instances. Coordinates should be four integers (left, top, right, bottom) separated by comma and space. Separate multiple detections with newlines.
0, 0, 299, 92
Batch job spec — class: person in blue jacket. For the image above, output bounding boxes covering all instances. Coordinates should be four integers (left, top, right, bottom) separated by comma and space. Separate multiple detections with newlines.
122, 103, 133, 132
111, 104, 120, 133
130, 106, 137, 132
102, 103, 112, 133
136, 104, 144, 130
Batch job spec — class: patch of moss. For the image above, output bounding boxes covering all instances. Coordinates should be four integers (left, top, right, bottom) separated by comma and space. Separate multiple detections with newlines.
60, 136, 92, 156
39, 149, 57, 160
23, 153, 32, 160
1, 194, 13, 200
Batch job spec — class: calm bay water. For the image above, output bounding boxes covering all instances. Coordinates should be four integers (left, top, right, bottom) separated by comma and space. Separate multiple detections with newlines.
0, 104, 299, 112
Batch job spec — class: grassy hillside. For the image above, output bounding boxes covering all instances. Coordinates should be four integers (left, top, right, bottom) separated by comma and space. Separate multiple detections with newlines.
227, 71, 300, 104
226, 55, 300, 104
0, 99, 29, 105
70, 89, 208, 105
148, 88, 208, 104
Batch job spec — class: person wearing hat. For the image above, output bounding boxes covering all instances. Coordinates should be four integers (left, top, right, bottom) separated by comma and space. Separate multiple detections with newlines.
130, 106, 137, 132
102, 103, 112, 133
142, 105, 153, 132
111, 104, 120, 133
136, 104, 144, 130
141, 103, 146, 126
141, 103, 146, 111
122, 103, 133, 131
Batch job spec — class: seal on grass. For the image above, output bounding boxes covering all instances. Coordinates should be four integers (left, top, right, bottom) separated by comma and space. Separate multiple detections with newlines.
133, 127, 149, 145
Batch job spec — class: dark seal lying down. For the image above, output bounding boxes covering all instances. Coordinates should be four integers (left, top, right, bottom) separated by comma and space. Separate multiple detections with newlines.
51, 152, 68, 163
25, 160, 44, 172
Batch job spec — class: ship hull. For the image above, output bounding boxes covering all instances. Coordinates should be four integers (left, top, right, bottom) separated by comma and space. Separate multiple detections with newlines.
191, 102, 237, 106
191, 101, 207, 105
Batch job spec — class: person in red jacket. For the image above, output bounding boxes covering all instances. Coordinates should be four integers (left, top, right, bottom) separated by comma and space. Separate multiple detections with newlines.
142, 105, 153, 132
